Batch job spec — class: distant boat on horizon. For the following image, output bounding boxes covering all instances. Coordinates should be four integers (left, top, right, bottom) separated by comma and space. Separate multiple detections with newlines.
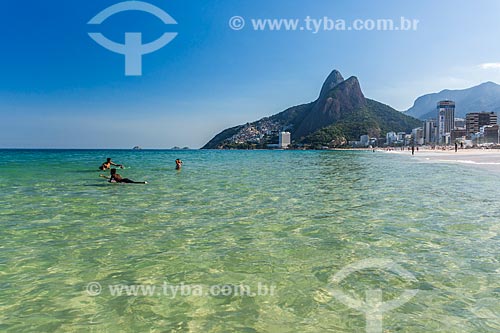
132, 146, 142, 150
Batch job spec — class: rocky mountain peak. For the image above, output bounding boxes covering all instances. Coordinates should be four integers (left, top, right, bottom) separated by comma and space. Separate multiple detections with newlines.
319, 70, 345, 98
202, 69, 421, 149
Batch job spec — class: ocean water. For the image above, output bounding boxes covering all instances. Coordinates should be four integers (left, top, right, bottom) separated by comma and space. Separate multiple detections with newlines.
0, 149, 499, 332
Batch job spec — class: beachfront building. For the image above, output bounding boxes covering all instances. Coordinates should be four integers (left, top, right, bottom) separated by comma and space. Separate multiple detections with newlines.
404, 134, 412, 146
423, 119, 437, 144
360, 135, 369, 146
475, 125, 500, 144
278, 131, 291, 148
465, 112, 498, 138
454, 118, 466, 129
369, 137, 379, 147
484, 125, 499, 144
386, 131, 397, 145
437, 100, 455, 145
412, 127, 424, 145
451, 129, 467, 143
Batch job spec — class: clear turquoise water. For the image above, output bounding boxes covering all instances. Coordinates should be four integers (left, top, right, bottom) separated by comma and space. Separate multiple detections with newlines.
0, 150, 499, 332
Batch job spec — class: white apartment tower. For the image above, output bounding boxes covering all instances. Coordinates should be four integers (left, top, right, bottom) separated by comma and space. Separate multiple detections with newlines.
279, 132, 291, 148
437, 100, 455, 145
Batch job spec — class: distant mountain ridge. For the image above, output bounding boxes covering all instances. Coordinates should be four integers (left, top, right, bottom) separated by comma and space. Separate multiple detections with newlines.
202, 70, 422, 149
405, 81, 500, 120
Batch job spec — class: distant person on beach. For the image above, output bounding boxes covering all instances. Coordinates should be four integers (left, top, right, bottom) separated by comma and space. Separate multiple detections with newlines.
411, 145, 415, 156
455, 142, 458, 152
175, 159, 183, 170
100, 168, 147, 184
99, 158, 123, 171
460, 142, 464, 149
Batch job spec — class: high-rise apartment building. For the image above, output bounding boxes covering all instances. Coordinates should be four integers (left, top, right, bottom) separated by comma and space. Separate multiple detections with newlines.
437, 100, 455, 144
465, 112, 498, 137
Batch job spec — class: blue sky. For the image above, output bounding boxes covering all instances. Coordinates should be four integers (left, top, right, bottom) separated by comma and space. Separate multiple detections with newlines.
2, 0, 500, 148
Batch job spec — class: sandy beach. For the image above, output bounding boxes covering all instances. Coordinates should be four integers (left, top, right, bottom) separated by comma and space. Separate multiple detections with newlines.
386, 148, 500, 172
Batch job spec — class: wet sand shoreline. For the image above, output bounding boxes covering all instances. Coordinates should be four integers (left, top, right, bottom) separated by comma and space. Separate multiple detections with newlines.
385, 148, 500, 172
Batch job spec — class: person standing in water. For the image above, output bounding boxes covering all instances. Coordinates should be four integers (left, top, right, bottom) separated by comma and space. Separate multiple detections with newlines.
175, 159, 183, 170
99, 158, 124, 171
100, 169, 147, 184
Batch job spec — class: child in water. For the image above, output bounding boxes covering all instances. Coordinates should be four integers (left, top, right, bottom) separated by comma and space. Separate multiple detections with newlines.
175, 159, 183, 170
101, 169, 147, 184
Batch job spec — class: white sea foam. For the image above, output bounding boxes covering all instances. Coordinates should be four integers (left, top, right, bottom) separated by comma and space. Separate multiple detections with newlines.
437, 159, 500, 165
